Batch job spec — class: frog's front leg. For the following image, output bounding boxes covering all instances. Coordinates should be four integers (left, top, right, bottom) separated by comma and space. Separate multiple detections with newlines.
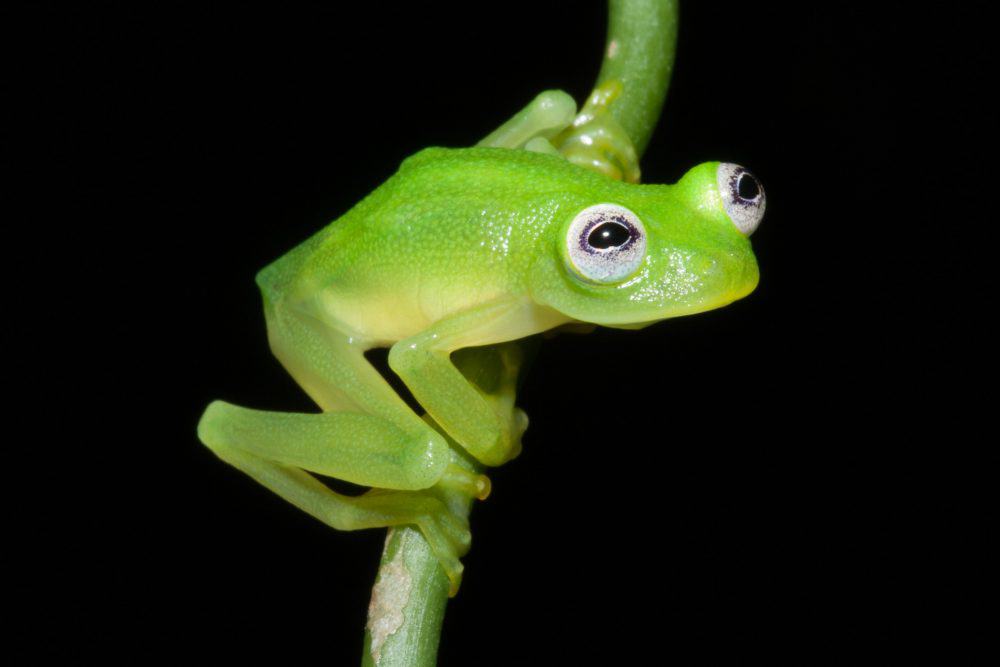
388, 298, 568, 466
478, 89, 576, 151
552, 80, 641, 183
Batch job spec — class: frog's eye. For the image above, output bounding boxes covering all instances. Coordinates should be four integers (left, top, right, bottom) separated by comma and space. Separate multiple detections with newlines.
718, 163, 766, 236
565, 203, 647, 283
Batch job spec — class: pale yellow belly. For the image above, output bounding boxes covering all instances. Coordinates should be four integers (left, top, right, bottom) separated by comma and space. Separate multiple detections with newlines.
319, 282, 510, 346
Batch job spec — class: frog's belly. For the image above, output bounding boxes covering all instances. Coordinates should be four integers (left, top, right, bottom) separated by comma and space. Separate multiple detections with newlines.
319, 282, 508, 345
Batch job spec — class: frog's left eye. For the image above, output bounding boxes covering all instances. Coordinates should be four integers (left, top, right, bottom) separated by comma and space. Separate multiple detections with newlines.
718, 163, 766, 236
565, 203, 647, 284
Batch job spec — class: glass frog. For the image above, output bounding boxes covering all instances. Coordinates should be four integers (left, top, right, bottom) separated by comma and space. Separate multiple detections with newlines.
198, 91, 765, 595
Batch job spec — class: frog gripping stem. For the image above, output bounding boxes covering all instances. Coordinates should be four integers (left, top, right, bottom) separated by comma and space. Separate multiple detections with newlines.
360, 2, 678, 664
197, 2, 681, 666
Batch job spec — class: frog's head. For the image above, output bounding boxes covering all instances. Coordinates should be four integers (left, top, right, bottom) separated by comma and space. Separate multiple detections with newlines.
530, 162, 763, 327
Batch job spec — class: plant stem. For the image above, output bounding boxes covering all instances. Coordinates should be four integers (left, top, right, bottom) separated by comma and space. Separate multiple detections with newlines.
361, 466, 478, 667
360, 2, 678, 664
360, 350, 495, 667
597, 0, 679, 159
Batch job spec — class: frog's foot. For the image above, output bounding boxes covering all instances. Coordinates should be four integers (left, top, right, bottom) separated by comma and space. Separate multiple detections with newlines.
198, 401, 473, 593
361, 489, 472, 595
482, 402, 527, 464
552, 80, 641, 183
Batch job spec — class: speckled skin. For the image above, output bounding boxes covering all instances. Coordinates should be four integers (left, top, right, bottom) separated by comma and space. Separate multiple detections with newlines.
257, 146, 759, 343
198, 145, 760, 593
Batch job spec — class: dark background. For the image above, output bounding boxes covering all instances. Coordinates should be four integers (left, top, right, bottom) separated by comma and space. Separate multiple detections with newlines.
5, 1, 992, 664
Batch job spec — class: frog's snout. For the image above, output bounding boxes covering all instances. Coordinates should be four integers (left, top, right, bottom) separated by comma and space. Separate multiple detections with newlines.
692, 248, 760, 306
718, 249, 760, 301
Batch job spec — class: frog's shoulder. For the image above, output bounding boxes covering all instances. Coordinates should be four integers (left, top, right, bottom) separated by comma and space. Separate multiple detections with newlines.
398, 145, 531, 172
397, 145, 610, 188
396, 145, 456, 170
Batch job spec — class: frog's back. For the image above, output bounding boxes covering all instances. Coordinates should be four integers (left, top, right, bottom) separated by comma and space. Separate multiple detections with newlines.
257, 147, 622, 342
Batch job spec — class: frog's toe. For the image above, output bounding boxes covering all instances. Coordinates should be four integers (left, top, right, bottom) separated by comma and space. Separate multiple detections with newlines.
414, 509, 470, 596
512, 408, 529, 439
496, 408, 528, 462
438, 511, 472, 551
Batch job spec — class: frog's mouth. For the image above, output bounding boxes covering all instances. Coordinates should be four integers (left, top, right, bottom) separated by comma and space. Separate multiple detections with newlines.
531, 240, 760, 327
621, 246, 760, 322
683, 251, 760, 315
576, 262, 758, 327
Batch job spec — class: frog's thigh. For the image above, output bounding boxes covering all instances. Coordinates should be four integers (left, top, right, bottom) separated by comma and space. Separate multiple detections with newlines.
198, 299, 453, 491
263, 298, 423, 430
199, 400, 447, 490
200, 439, 469, 592
388, 298, 563, 467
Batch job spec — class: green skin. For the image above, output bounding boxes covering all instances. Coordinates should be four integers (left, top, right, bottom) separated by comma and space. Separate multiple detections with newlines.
198, 94, 761, 596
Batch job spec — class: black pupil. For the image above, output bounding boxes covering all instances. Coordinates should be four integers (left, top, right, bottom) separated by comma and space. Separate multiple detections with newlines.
588, 222, 631, 249
737, 172, 760, 200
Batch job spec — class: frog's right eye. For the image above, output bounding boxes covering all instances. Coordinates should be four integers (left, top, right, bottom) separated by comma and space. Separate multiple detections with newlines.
565, 203, 647, 284
717, 163, 766, 236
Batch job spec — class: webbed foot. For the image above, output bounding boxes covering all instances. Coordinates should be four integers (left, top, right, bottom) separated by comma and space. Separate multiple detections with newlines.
363, 489, 472, 595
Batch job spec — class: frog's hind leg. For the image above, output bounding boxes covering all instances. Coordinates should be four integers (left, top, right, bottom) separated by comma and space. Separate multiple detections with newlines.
199, 400, 448, 491
196, 296, 485, 592
198, 424, 470, 592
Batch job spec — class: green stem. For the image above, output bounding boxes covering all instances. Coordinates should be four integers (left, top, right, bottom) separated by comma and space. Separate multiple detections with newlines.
597, 0, 678, 158
361, 455, 479, 667
360, 351, 492, 667
360, 2, 678, 664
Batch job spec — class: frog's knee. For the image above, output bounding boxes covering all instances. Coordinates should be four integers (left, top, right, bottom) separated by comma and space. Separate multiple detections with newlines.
400, 428, 451, 490
197, 400, 233, 449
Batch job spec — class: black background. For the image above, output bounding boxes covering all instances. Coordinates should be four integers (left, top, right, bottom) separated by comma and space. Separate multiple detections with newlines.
5, 1, 992, 664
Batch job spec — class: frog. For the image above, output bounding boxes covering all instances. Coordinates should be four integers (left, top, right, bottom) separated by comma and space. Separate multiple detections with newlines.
197, 90, 765, 596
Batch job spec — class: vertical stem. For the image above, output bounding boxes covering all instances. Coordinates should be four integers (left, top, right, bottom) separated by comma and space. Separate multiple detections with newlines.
361, 460, 477, 667
360, 2, 679, 664
597, 0, 678, 158
360, 351, 491, 667
362, 528, 448, 667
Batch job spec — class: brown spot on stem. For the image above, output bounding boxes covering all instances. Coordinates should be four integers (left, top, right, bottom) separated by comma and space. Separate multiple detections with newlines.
366, 530, 413, 665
